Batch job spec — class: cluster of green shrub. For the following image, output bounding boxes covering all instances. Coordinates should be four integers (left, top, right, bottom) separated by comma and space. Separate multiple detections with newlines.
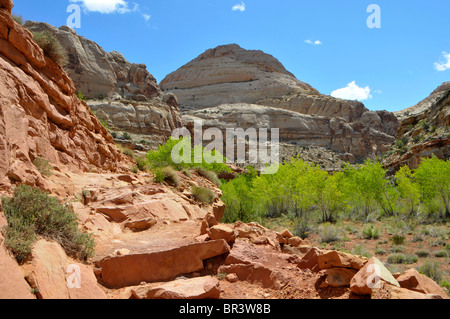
220, 155, 450, 226
143, 137, 231, 204
146, 137, 231, 175
1, 186, 95, 263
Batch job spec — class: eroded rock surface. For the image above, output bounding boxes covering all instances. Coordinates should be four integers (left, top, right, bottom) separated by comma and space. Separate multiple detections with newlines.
24, 21, 183, 144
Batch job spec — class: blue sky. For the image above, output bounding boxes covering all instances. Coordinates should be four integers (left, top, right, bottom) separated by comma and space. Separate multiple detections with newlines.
12, 0, 450, 112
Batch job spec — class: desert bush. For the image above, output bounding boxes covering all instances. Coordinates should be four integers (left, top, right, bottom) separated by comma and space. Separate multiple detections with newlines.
130, 165, 139, 174
389, 246, 404, 253
76, 91, 87, 101
121, 132, 132, 140
194, 167, 221, 187
405, 254, 419, 264
154, 167, 180, 187
121, 147, 134, 158
387, 254, 417, 264
391, 234, 406, 245
418, 260, 443, 283
415, 250, 430, 258
395, 140, 405, 149
434, 250, 449, 258
292, 211, 314, 240
1, 185, 95, 263
420, 121, 430, 131
387, 254, 406, 264
33, 156, 53, 177
412, 231, 424, 242
318, 224, 342, 244
375, 248, 387, 256
192, 186, 215, 205
182, 169, 192, 177
423, 225, 446, 238
135, 156, 149, 172
362, 225, 380, 240
352, 244, 372, 258
12, 14, 23, 25
31, 31, 67, 66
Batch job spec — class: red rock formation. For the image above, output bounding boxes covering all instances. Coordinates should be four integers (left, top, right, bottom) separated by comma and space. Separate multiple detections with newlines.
386, 83, 450, 171
0, 0, 130, 192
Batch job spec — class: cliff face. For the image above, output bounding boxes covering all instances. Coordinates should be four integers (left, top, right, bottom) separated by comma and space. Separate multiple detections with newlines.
24, 21, 183, 144
0, 1, 130, 193
184, 104, 396, 165
24, 21, 162, 102
385, 82, 450, 171
162, 44, 398, 164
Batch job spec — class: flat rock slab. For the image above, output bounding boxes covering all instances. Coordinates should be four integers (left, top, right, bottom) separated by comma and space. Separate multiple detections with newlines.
132, 277, 220, 299
98, 239, 230, 288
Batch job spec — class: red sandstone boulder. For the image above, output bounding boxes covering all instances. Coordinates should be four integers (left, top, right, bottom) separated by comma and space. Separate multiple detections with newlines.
136, 277, 221, 300
208, 225, 236, 244
396, 268, 449, 299
372, 281, 444, 299
97, 239, 230, 288
320, 268, 358, 288
23, 240, 107, 299
350, 257, 400, 296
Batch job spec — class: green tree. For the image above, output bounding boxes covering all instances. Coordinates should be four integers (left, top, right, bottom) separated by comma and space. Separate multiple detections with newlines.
395, 165, 421, 216
343, 159, 389, 218
307, 166, 345, 223
221, 167, 258, 223
414, 156, 450, 219
252, 158, 310, 219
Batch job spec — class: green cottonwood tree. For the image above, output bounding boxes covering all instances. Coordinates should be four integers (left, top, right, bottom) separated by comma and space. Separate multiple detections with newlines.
395, 165, 421, 216
414, 156, 450, 219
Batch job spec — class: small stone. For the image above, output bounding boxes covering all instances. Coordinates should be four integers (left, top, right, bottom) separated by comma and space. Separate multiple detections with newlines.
226, 273, 239, 283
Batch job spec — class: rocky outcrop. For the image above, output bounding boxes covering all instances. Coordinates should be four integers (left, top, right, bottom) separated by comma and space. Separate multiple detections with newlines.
88, 96, 182, 144
24, 21, 161, 101
394, 82, 450, 122
184, 104, 395, 164
162, 44, 398, 164
0, 1, 130, 193
385, 82, 450, 171
24, 21, 183, 143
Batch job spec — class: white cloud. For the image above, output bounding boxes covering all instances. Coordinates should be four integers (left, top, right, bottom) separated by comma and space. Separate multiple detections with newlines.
70, 0, 138, 14
305, 40, 322, 45
434, 51, 450, 71
232, 2, 246, 12
142, 14, 151, 22
331, 81, 373, 101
